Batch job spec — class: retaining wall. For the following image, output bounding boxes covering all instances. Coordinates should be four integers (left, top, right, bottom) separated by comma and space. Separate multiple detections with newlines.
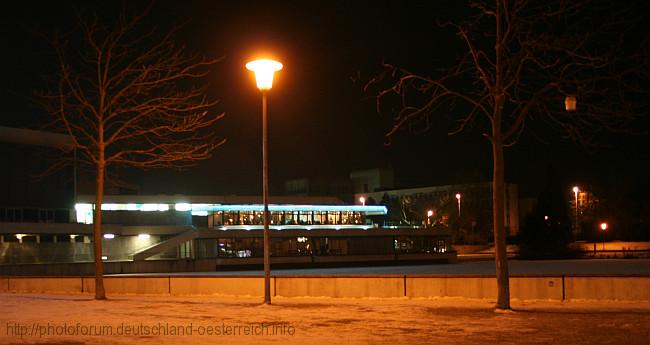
1, 275, 648, 301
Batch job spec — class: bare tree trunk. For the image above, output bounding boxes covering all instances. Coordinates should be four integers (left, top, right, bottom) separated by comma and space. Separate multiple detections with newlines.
492, 0, 510, 310
492, 132, 510, 310
93, 135, 106, 300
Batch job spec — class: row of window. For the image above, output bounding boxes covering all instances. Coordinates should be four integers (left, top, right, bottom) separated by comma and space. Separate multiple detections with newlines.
0, 208, 70, 223
210, 211, 366, 226
196, 236, 450, 258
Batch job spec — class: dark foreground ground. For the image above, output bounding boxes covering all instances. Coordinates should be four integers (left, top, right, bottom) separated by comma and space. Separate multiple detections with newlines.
1, 293, 649, 345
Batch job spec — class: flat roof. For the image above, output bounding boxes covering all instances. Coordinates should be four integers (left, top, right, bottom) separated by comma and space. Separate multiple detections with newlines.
76, 194, 346, 205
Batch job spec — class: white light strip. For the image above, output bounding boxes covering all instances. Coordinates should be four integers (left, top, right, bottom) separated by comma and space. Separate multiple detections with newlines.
174, 203, 191, 211
202, 204, 387, 214
75, 203, 388, 214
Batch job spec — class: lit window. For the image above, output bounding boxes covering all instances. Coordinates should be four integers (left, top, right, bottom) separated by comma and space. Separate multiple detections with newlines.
175, 203, 191, 211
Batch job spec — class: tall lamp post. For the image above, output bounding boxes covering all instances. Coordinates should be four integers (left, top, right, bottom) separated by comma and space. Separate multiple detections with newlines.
246, 59, 283, 305
455, 193, 461, 217
572, 186, 579, 240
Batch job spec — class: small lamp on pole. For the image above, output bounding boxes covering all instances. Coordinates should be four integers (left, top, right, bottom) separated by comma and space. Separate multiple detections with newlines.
600, 222, 608, 252
565, 95, 577, 112
572, 186, 579, 240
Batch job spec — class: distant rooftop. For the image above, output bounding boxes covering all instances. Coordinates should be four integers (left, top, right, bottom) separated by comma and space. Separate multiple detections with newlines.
76, 194, 346, 205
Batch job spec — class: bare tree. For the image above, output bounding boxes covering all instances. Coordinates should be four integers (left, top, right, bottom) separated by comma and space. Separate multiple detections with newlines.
366, 0, 647, 309
39, 7, 225, 299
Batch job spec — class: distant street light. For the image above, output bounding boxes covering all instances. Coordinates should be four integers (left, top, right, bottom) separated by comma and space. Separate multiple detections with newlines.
600, 222, 608, 252
359, 196, 366, 206
572, 186, 579, 240
594, 222, 608, 255
427, 209, 433, 226
455, 193, 461, 217
246, 58, 283, 305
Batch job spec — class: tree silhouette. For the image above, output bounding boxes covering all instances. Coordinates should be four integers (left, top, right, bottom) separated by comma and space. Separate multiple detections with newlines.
38, 6, 225, 299
366, 0, 648, 309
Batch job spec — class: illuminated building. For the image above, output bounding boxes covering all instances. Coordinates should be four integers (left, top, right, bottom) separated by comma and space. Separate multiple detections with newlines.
0, 195, 455, 273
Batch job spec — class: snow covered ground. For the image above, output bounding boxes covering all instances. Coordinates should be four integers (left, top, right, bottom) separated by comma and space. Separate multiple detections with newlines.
1, 293, 648, 344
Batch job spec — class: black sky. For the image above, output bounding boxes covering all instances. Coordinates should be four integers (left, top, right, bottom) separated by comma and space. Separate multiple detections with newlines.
1, 0, 648, 204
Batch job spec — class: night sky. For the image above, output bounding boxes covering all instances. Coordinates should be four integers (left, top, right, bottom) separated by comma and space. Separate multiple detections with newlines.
1, 0, 648, 204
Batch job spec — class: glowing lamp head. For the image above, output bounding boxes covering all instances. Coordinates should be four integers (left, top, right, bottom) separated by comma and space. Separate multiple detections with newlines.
359, 196, 366, 205
573, 186, 579, 194
600, 222, 608, 231
246, 59, 283, 90
565, 95, 577, 112
455, 193, 461, 200
427, 210, 434, 217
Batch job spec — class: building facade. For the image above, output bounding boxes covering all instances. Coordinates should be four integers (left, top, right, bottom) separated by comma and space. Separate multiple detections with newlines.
356, 182, 519, 244
0, 195, 456, 271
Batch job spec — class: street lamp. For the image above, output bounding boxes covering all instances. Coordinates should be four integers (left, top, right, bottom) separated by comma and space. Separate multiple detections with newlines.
600, 222, 608, 252
565, 95, 577, 112
246, 58, 283, 305
359, 196, 366, 206
427, 209, 433, 226
594, 222, 608, 255
455, 193, 461, 217
572, 186, 579, 240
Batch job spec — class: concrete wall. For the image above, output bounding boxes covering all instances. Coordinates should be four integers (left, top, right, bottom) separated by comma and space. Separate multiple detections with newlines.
565, 276, 650, 300
170, 277, 267, 296
82, 277, 170, 295
0, 277, 9, 292
405, 276, 559, 300
276, 276, 404, 298
0, 275, 648, 301
510, 276, 564, 300
407, 276, 496, 299
8, 277, 82, 293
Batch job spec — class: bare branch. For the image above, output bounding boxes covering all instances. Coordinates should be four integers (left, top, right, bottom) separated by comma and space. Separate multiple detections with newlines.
37, 4, 225, 180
